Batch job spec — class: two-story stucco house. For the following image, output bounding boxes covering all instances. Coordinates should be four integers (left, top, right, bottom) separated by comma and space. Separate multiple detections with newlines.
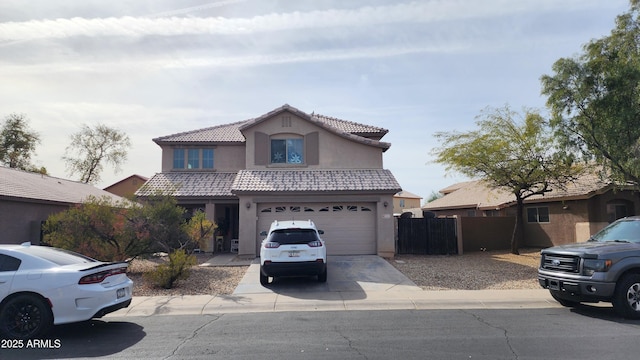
137, 104, 401, 258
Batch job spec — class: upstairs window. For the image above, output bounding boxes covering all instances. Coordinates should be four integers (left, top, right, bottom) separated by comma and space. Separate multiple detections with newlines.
188, 149, 199, 169
173, 149, 185, 169
271, 138, 304, 164
173, 148, 215, 170
203, 149, 214, 169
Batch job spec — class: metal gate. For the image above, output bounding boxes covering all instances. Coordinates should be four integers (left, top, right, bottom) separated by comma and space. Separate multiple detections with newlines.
397, 217, 457, 255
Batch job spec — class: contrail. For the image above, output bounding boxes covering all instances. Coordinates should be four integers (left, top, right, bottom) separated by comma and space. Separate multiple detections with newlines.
147, 0, 248, 18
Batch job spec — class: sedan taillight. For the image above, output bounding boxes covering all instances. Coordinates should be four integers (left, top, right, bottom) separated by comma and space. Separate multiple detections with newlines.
308, 241, 323, 247
79, 267, 127, 285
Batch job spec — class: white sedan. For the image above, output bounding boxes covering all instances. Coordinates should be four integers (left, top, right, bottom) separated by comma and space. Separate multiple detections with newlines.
0, 243, 133, 339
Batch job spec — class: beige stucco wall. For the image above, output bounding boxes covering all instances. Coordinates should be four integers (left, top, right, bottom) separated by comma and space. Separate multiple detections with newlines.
393, 197, 422, 215
0, 199, 70, 245
159, 144, 246, 172
242, 112, 383, 170
104, 177, 146, 198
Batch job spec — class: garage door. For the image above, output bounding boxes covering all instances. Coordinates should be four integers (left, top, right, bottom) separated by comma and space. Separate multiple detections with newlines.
257, 203, 376, 255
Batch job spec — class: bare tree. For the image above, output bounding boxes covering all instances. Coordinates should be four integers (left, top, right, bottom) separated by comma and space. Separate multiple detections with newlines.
63, 124, 131, 184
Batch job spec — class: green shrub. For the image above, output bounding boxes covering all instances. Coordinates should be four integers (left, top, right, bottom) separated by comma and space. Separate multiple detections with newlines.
144, 250, 197, 289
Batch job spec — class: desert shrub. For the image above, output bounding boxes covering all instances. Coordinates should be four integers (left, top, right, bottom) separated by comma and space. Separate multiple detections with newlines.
144, 250, 197, 289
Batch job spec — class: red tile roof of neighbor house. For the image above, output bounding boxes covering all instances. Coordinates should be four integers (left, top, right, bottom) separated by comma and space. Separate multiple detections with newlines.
423, 172, 613, 211
153, 104, 391, 150
0, 166, 126, 205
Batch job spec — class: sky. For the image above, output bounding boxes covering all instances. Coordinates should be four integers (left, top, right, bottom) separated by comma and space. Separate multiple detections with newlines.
0, 0, 631, 202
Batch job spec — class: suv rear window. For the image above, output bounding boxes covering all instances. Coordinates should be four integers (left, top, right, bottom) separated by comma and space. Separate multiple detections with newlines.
270, 229, 319, 244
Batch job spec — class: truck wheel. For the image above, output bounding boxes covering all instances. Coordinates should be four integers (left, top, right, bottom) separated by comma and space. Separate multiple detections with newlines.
613, 274, 640, 319
550, 291, 579, 307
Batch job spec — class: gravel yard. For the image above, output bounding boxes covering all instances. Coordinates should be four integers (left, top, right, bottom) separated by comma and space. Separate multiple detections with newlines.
390, 248, 542, 290
128, 248, 542, 296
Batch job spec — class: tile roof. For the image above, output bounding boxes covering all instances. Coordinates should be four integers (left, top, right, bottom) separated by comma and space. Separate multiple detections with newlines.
135, 172, 238, 197
153, 121, 247, 144
0, 166, 125, 204
394, 190, 422, 199
153, 104, 390, 150
232, 169, 401, 193
423, 173, 613, 211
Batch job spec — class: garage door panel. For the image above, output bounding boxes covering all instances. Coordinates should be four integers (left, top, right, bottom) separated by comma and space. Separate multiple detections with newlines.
258, 202, 376, 255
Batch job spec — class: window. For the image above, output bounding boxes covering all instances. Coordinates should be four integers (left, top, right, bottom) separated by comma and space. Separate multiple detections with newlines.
173, 148, 214, 170
0, 254, 21, 271
527, 207, 550, 223
399, 199, 405, 208
271, 138, 304, 164
188, 149, 199, 169
173, 149, 185, 169
203, 149, 214, 169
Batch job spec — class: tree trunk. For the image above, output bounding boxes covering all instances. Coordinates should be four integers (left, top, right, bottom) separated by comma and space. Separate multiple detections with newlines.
510, 196, 524, 255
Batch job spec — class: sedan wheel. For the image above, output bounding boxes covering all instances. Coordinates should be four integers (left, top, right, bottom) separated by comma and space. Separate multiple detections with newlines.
0, 295, 53, 339
613, 274, 640, 319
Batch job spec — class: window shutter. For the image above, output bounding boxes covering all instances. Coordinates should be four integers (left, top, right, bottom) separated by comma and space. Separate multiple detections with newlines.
255, 132, 268, 165
305, 132, 319, 165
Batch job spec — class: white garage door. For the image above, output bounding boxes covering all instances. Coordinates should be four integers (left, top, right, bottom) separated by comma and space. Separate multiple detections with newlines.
257, 203, 376, 255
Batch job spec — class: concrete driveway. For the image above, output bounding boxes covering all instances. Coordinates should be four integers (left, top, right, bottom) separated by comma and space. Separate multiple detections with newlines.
232, 255, 422, 299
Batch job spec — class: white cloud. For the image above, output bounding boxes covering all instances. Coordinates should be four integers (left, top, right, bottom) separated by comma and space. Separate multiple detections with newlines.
0, 0, 608, 42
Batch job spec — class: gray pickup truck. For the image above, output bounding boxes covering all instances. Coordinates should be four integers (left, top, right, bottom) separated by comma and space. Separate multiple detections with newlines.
538, 216, 640, 319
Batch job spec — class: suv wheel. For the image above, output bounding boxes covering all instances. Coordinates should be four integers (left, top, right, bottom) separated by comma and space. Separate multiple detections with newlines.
260, 271, 270, 286
613, 274, 640, 319
317, 268, 327, 283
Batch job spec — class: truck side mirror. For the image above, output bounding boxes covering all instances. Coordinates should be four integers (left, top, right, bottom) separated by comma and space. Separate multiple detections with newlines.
260, 231, 268, 236
318, 230, 324, 235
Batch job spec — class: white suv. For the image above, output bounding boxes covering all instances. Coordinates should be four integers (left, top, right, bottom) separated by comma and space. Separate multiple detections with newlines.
259, 220, 327, 285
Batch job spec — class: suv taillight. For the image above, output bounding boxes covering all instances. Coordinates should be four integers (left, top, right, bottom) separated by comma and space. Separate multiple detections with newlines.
308, 241, 323, 247
79, 267, 126, 285
264, 242, 280, 248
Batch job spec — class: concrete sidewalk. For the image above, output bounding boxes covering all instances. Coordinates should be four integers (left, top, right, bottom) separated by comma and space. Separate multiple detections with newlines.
106, 254, 564, 318
107, 288, 560, 317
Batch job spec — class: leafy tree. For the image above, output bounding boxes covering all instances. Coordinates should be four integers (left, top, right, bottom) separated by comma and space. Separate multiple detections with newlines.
43, 196, 137, 261
425, 190, 443, 204
63, 124, 131, 184
541, 0, 640, 189
0, 113, 40, 170
183, 210, 217, 251
44, 193, 204, 260
433, 105, 583, 254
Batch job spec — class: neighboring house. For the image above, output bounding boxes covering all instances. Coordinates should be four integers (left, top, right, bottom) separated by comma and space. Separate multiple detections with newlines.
137, 104, 401, 257
423, 174, 640, 248
103, 174, 149, 198
393, 190, 422, 216
0, 166, 127, 245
